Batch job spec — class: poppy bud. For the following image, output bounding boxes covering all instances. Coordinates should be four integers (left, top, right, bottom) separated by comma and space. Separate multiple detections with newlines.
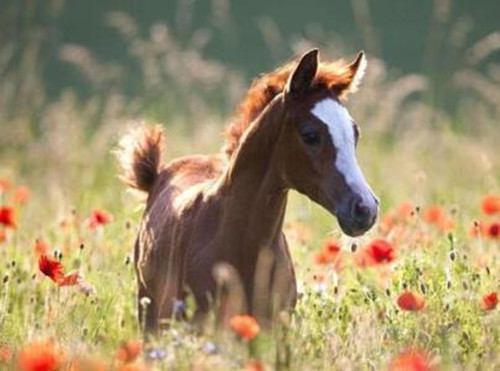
450, 251, 456, 261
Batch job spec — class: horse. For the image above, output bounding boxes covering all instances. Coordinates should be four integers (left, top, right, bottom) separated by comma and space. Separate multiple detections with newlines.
117, 49, 379, 332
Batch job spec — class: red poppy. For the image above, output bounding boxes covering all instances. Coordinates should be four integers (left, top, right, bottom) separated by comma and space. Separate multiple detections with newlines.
356, 239, 395, 267
88, 209, 113, 230
481, 195, 500, 215
397, 291, 425, 311
14, 186, 31, 204
324, 239, 341, 255
485, 221, 500, 239
314, 251, 332, 265
397, 201, 415, 220
34, 239, 49, 256
116, 341, 142, 363
423, 206, 445, 225
58, 271, 81, 287
17, 340, 64, 371
245, 360, 265, 371
481, 292, 498, 311
0, 206, 17, 229
229, 315, 260, 340
423, 206, 454, 232
389, 348, 433, 371
38, 255, 64, 283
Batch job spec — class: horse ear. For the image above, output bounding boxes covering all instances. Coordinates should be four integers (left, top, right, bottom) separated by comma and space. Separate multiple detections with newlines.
285, 49, 319, 97
346, 51, 367, 93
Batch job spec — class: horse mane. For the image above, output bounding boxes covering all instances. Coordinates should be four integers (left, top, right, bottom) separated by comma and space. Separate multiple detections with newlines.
223, 56, 358, 157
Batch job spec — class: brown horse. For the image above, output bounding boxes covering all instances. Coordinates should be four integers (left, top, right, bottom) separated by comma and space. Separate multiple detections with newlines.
117, 49, 379, 332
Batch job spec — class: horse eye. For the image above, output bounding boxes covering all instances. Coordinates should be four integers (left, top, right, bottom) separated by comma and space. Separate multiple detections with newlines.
299, 127, 321, 146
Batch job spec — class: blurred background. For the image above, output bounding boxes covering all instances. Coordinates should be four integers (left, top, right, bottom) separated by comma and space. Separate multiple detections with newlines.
0, 0, 499, 214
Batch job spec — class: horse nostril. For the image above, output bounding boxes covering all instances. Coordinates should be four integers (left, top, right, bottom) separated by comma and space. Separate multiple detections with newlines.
352, 199, 371, 222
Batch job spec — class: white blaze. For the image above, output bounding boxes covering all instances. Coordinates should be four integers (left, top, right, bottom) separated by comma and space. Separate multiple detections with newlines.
310, 98, 375, 204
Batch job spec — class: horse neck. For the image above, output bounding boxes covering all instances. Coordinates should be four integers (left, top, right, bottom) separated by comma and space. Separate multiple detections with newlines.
215, 97, 288, 286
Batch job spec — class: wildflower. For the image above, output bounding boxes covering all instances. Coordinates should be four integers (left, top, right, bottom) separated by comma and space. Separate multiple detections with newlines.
481, 292, 498, 311
389, 348, 433, 371
314, 239, 343, 269
485, 221, 500, 239
368, 239, 395, 263
116, 341, 142, 363
397, 291, 425, 311
17, 340, 64, 371
323, 239, 341, 255
38, 255, 64, 283
397, 201, 415, 220
58, 271, 82, 286
87, 209, 113, 230
423, 205, 445, 224
481, 194, 500, 215
245, 360, 265, 371
356, 239, 395, 267
0, 206, 17, 229
34, 239, 49, 256
423, 205, 454, 232
14, 186, 31, 204
229, 315, 260, 340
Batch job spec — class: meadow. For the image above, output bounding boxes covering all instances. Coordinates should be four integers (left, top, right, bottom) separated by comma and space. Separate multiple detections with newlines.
0, 8, 499, 371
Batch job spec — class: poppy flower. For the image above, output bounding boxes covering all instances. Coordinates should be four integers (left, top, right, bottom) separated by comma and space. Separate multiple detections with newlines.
58, 271, 82, 287
314, 251, 334, 265
116, 341, 142, 363
117, 363, 149, 371
389, 348, 433, 371
323, 239, 341, 255
397, 201, 415, 220
87, 209, 113, 230
34, 239, 49, 256
314, 239, 343, 267
397, 291, 425, 311
14, 186, 31, 204
423, 206, 445, 224
481, 195, 500, 215
485, 221, 500, 239
229, 315, 260, 340
0, 206, 17, 229
17, 340, 64, 371
356, 239, 395, 267
481, 292, 498, 311
245, 360, 265, 371
423, 206, 454, 232
38, 255, 64, 283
